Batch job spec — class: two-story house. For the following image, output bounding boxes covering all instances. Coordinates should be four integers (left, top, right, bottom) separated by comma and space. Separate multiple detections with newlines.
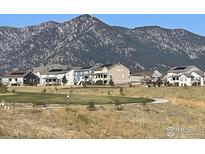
165, 65, 204, 86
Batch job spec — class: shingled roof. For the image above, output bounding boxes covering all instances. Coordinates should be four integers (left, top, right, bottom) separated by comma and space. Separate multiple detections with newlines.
3, 70, 31, 78
94, 64, 125, 71
167, 65, 196, 73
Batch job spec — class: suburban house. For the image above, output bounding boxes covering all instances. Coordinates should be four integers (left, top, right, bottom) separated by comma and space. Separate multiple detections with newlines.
151, 70, 163, 82
130, 69, 163, 85
63, 66, 81, 85
74, 66, 94, 85
2, 70, 39, 86
129, 72, 148, 85
165, 65, 204, 86
93, 64, 130, 85
44, 68, 66, 86
33, 64, 67, 86
33, 64, 81, 86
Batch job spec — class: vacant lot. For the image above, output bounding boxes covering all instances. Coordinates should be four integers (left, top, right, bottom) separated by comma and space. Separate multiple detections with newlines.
0, 86, 204, 139
0, 103, 205, 139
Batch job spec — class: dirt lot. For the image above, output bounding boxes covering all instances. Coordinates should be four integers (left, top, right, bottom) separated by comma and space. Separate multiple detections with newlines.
0, 103, 205, 139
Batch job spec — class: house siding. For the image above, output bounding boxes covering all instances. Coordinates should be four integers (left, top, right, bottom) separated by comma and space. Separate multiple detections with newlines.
108, 65, 130, 84
23, 73, 39, 86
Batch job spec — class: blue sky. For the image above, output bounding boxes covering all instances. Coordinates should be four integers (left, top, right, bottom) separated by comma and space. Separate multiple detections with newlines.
0, 14, 205, 36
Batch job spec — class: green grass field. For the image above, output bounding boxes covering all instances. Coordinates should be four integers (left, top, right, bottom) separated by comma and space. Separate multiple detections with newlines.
5, 85, 205, 107
0, 92, 153, 105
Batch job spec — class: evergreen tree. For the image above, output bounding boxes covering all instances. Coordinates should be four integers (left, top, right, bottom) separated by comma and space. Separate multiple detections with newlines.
62, 75, 67, 85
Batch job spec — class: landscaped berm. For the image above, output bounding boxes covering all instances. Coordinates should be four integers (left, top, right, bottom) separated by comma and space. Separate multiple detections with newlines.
1, 86, 205, 139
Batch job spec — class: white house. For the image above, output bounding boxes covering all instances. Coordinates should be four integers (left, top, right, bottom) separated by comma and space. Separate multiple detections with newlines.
64, 67, 81, 85
93, 66, 109, 84
151, 70, 163, 82
130, 69, 163, 85
33, 64, 81, 86
74, 66, 94, 85
166, 65, 204, 86
33, 64, 66, 86
2, 70, 39, 86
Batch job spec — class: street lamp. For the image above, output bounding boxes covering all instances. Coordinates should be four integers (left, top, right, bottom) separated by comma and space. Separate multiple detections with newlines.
66, 95, 70, 107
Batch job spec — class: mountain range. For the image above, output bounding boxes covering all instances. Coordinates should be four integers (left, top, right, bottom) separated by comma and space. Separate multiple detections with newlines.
1, 14, 205, 75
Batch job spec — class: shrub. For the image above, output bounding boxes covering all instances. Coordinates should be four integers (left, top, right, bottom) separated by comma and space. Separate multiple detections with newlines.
83, 82, 87, 88
119, 87, 123, 93
129, 83, 133, 88
164, 82, 170, 86
12, 89, 16, 94
145, 79, 152, 87
142, 101, 147, 106
95, 80, 103, 85
183, 84, 188, 89
154, 77, 163, 87
114, 99, 123, 111
119, 87, 125, 96
62, 75, 67, 85
32, 101, 47, 108
70, 90, 73, 94
42, 88, 46, 93
174, 83, 179, 86
54, 86, 58, 91
109, 79, 115, 87
76, 114, 90, 125
86, 101, 96, 111
0, 84, 7, 93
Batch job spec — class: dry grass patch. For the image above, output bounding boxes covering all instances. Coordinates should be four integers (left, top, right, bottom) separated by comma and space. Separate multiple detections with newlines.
0, 103, 205, 138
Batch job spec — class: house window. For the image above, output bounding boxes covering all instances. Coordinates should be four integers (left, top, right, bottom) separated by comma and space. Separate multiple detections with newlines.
15, 78, 17, 82
9, 78, 12, 81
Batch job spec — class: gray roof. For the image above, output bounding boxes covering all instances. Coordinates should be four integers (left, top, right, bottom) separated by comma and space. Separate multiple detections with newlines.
3, 70, 32, 78
131, 69, 163, 77
94, 63, 127, 71
192, 71, 204, 77
167, 65, 197, 73
33, 64, 81, 75
181, 73, 194, 78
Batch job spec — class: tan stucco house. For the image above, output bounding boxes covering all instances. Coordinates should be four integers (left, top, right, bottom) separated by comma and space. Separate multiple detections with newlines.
93, 63, 130, 85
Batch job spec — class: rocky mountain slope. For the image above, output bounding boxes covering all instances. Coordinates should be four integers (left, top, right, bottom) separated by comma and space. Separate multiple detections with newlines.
1, 14, 205, 74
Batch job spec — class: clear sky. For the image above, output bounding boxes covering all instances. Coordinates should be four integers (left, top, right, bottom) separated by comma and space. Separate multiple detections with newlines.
0, 14, 205, 36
